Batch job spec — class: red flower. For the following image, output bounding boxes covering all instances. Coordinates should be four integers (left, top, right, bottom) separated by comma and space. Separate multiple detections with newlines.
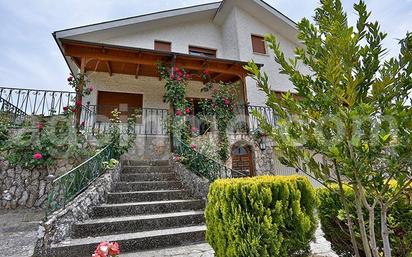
76, 100, 82, 107
63, 106, 69, 112
174, 67, 180, 73
204, 69, 210, 75
80, 121, 85, 127
169, 73, 175, 80
108, 242, 120, 255
177, 76, 182, 81
72, 108, 77, 113
67, 76, 73, 82
185, 108, 191, 114
185, 73, 191, 80
33, 153, 43, 160
224, 99, 231, 106
175, 109, 182, 116
36, 122, 44, 129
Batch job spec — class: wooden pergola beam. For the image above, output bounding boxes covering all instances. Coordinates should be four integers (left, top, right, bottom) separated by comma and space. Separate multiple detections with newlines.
106, 61, 112, 76
135, 64, 140, 79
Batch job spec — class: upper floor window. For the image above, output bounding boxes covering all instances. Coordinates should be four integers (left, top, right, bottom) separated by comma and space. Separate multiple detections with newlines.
251, 35, 266, 54
188, 46, 217, 58
154, 40, 171, 52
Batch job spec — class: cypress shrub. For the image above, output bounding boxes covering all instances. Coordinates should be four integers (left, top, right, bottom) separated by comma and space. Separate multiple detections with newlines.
317, 185, 412, 257
205, 175, 318, 257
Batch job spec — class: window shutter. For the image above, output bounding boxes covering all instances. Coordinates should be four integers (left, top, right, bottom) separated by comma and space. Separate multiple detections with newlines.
251, 35, 266, 54
154, 41, 171, 52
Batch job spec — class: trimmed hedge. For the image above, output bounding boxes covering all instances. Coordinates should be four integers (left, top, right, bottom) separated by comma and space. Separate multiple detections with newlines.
205, 175, 318, 257
317, 185, 412, 257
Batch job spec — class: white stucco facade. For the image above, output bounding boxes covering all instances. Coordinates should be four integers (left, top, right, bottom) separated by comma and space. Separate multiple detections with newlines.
57, 0, 302, 108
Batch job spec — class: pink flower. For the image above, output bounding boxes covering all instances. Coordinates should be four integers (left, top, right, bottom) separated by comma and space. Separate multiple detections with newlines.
204, 69, 210, 75
174, 155, 181, 161
190, 144, 197, 149
175, 109, 182, 116
185, 108, 191, 114
108, 242, 120, 255
87, 85, 93, 92
173, 67, 180, 73
170, 73, 175, 80
177, 76, 182, 81
33, 153, 43, 160
67, 76, 73, 82
185, 73, 191, 80
191, 127, 198, 132
36, 122, 44, 129
224, 99, 231, 106
80, 121, 85, 127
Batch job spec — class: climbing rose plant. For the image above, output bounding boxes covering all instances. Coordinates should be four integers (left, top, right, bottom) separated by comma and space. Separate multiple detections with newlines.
200, 83, 237, 161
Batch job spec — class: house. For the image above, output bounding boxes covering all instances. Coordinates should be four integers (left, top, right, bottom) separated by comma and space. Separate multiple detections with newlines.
53, 0, 315, 181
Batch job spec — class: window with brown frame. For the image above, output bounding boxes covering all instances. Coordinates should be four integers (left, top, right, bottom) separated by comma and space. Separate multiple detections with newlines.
188, 46, 217, 58
251, 35, 266, 54
97, 91, 143, 123
154, 40, 171, 52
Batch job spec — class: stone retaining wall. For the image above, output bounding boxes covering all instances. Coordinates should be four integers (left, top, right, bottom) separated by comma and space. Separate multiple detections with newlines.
0, 156, 75, 209
33, 163, 121, 257
171, 160, 210, 199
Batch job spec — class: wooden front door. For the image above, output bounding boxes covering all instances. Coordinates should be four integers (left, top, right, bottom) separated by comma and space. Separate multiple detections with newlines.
231, 145, 254, 177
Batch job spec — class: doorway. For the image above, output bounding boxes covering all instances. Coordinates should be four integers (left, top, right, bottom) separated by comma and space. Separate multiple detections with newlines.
231, 144, 254, 177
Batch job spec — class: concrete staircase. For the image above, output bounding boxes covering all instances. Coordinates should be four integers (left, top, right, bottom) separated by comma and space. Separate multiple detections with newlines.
48, 160, 206, 257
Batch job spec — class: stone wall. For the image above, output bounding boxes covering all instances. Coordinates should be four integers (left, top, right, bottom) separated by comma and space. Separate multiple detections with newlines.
34, 163, 121, 257
123, 135, 170, 161
0, 157, 75, 209
171, 160, 210, 199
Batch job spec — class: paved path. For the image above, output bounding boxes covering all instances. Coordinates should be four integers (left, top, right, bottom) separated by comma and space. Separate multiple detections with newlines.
0, 209, 44, 257
122, 224, 338, 257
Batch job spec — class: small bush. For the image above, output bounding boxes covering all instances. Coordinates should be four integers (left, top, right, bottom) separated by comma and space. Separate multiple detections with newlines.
317, 185, 412, 257
205, 175, 318, 257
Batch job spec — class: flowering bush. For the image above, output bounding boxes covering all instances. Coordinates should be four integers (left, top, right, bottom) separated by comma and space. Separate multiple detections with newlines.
0, 114, 93, 169
92, 242, 120, 257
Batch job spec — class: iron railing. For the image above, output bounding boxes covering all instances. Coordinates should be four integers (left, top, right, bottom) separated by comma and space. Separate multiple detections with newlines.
80, 105, 168, 135
230, 104, 278, 134
0, 87, 76, 123
46, 144, 113, 215
173, 136, 247, 181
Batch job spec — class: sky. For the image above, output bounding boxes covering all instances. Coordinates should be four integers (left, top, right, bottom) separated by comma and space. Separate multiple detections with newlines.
0, 0, 411, 91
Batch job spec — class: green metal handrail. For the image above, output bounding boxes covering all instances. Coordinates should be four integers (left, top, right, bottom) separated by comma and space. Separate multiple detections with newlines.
46, 143, 113, 216
173, 136, 246, 181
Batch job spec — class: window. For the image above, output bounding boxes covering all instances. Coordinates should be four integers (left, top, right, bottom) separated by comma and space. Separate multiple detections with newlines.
251, 35, 266, 54
97, 91, 143, 123
188, 46, 217, 58
154, 40, 171, 52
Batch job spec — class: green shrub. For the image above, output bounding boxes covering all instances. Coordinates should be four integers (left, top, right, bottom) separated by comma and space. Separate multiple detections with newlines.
317, 185, 412, 257
205, 175, 318, 257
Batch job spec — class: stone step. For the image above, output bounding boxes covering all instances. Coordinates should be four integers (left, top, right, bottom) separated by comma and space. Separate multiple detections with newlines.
48, 225, 206, 257
113, 181, 182, 192
72, 211, 205, 238
92, 199, 205, 218
122, 165, 170, 174
120, 172, 176, 182
107, 190, 192, 204
122, 159, 169, 166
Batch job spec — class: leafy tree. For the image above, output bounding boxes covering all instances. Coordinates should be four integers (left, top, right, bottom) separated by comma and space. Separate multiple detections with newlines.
245, 1, 412, 257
